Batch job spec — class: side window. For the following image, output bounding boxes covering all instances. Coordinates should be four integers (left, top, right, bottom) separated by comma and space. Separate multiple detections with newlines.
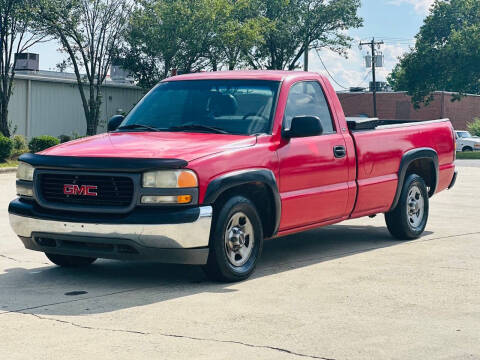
284, 81, 335, 134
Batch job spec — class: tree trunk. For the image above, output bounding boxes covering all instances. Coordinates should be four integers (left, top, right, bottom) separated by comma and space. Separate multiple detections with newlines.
0, 104, 10, 137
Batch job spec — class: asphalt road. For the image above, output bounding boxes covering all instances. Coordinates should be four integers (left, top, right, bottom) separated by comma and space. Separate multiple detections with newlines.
1, 165, 479, 360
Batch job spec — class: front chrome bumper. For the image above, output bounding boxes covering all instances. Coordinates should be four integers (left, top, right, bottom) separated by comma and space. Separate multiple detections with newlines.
8, 203, 213, 264
9, 206, 212, 249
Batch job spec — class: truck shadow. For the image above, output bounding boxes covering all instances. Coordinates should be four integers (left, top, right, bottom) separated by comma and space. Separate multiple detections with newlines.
0, 224, 432, 317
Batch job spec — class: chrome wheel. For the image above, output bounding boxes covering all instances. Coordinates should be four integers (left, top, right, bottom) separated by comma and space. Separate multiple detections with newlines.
407, 185, 424, 228
224, 211, 255, 267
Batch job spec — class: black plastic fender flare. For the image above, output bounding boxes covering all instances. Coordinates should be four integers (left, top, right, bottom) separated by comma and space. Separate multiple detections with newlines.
203, 169, 281, 236
389, 147, 439, 211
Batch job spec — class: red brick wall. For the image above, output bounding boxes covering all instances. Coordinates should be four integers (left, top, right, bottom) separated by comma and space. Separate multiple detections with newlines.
337, 92, 480, 130
443, 94, 480, 130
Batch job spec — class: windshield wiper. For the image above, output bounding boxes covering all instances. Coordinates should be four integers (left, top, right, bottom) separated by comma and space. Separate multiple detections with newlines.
117, 124, 164, 132
168, 124, 229, 134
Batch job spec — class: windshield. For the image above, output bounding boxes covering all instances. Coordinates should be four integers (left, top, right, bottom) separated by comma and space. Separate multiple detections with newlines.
121, 80, 281, 135
457, 131, 472, 138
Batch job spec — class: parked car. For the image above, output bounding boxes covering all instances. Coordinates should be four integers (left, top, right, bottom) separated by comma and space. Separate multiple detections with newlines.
455, 130, 480, 152
9, 71, 457, 282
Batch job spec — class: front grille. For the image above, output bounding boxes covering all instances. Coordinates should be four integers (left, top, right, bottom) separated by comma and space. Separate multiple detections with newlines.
38, 173, 134, 207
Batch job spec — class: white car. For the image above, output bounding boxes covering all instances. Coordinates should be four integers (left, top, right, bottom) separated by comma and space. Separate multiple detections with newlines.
455, 130, 480, 152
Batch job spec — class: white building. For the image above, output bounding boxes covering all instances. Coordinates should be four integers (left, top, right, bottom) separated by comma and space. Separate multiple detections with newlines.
9, 66, 145, 138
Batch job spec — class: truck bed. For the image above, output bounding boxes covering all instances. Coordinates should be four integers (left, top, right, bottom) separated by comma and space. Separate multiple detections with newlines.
347, 118, 456, 218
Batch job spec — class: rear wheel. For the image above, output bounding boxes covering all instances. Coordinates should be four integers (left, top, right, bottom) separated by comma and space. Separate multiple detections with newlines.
462, 146, 473, 152
385, 174, 429, 240
45, 253, 97, 267
203, 196, 263, 282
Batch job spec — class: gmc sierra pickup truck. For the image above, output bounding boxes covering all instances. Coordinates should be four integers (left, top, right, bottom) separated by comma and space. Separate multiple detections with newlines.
9, 71, 457, 282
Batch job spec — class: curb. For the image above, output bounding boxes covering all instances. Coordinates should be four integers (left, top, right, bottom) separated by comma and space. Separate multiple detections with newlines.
0, 167, 17, 174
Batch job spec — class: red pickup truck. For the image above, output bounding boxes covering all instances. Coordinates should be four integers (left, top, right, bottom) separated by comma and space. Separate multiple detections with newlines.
9, 71, 457, 281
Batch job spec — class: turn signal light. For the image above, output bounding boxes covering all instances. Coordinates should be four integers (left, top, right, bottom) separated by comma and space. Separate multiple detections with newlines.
141, 195, 192, 204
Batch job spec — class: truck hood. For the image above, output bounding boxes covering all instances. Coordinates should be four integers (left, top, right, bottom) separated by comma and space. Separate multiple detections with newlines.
40, 132, 257, 162
463, 137, 480, 143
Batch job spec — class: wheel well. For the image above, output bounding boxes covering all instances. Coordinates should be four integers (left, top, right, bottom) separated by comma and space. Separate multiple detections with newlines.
406, 158, 436, 196
212, 183, 277, 238
462, 146, 473, 151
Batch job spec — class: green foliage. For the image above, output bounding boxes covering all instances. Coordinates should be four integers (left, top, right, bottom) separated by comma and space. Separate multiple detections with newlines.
11, 135, 28, 158
12, 135, 27, 150
249, 0, 363, 70
0, 136, 14, 162
467, 118, 480, 137
121, 0, 362, 87
388, 0, 480, 107
28, 135, 60, 153
58, 134, 72, 143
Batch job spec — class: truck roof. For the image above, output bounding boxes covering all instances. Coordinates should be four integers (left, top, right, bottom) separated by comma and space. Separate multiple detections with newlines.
164, 70, 325, 82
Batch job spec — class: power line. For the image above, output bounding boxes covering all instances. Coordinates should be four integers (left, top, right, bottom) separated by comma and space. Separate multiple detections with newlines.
315, 49, 372, 91
315, 50, 349, 90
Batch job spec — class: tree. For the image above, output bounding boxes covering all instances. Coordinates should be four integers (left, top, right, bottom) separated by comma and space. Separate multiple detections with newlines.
38, 0, 131, 136
0, 0, 46, 137
122, 0, 223, 89
209, 0, 269, 71
245, 0, 363, 70
467, 118, 480, 137
388, 0, 480, 107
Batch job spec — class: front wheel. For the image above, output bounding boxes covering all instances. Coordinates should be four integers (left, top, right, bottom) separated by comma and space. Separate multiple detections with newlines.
45, 253, 97, 267
385, 174, 429, 240
203, 196, 263, 282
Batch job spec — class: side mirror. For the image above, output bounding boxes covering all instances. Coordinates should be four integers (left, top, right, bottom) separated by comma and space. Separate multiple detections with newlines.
108, 115, 125, 132
284, 116, 323, 138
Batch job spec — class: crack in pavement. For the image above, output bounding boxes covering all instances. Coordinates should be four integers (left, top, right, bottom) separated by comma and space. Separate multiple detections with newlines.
10, 311, 335, 360
0, 254, 20, 262
0, 253, 50, 265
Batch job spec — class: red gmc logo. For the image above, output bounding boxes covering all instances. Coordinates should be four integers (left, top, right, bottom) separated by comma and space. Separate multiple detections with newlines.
63, 184, 98, 197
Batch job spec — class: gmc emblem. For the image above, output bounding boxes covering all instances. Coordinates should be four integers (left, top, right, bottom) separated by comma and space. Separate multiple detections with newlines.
63, 184, 98, 197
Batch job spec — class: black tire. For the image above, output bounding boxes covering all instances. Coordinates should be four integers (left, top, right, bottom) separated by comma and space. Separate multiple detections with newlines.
462, 146, 473, 152
203, 196, 263, 282
385, 174, 429, 240
45, 253, 97, 267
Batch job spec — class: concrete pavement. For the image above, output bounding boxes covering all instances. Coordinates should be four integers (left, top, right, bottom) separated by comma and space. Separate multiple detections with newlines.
0, 165, 479, 360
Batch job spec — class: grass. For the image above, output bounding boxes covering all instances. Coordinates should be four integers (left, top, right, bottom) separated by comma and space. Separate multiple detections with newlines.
456, 151, 480, 160
0, 159, 18, 168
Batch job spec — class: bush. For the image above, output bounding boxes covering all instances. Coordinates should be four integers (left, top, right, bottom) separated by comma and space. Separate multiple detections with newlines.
12, 135, 27, 151
28, 135, 60, 153
467, 118, 480, 137
0, 136, 14, 162
58, 134, 72, 143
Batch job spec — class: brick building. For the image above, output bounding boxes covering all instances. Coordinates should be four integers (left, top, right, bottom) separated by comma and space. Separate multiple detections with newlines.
337, 91, 480, 130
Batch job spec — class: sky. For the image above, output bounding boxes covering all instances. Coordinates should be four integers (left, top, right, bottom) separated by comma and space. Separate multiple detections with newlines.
28, 0, 434, 91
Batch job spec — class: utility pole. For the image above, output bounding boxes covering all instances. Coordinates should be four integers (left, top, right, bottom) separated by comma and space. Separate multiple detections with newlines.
304, 46, 309, 71
360, 38, 384, 117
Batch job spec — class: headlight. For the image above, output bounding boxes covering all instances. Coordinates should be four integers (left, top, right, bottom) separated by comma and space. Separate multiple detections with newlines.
142, 170, 198, 188
17, 162, 34, 181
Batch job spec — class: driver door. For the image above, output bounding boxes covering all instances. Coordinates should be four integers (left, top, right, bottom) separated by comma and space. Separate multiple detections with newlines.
277, 81, 350, 230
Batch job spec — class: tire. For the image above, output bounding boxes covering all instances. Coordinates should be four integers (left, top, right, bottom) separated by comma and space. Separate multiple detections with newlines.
462, 146, 473, 152
203, 196, 264, 282
45, 253, 97, 267
385, 174, 429, 240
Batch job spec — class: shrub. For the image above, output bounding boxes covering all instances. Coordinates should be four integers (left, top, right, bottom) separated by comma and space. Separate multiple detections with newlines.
12, 135, 27, 151
0, 136, 14, 161
58, 134, 72, 143
467, 118, 480, 137
28, 135, 60, 153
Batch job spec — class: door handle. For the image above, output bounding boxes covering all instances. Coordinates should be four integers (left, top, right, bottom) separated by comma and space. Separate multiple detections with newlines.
333, 145, 346, 158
